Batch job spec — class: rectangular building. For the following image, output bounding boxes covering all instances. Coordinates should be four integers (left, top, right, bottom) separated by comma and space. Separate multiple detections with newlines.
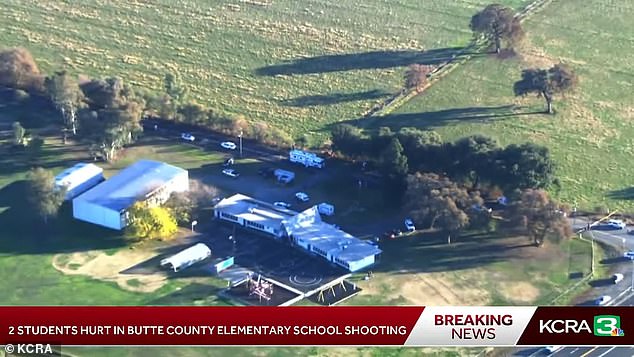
289, 150, 325, 169
214, 194, 380, 272
72, 160, 189, 230
54, 163, 105, 200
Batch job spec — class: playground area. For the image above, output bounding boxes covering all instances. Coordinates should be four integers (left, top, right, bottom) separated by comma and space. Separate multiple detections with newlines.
208, 224, 362, 306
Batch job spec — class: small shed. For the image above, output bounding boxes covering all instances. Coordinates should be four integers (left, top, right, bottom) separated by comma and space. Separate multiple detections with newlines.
160, 243, 211, 272
55, 163, 104, 201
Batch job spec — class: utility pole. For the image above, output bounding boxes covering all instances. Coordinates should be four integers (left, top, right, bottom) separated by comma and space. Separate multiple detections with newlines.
239, 130, 243, 158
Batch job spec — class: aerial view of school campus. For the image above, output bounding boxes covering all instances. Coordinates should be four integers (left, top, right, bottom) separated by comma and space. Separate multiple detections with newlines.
0, 0, 632, 356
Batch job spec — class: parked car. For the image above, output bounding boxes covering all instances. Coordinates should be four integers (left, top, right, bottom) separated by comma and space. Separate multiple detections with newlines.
384, 228, 403, 239
221, 141, 237, 150
593, 219, 626, 230
595, 295, 612, 306
404, 218, 416, 232
181, 133, 195, 141
612, 273, 624, 284
221, 168, 240, 178
295, 192, 310, 202
543, 346, 562, 355
625, 251, 634, 260
273, 201, 291, 209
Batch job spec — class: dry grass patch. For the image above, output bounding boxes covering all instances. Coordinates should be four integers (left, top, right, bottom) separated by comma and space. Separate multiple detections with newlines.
499, 282, 540, 304
53, 248, 167, 293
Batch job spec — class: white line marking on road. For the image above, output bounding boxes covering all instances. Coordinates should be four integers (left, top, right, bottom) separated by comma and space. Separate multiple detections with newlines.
596, 347, 616, 357
582, 347, 599, 357
570, 348, 579, 354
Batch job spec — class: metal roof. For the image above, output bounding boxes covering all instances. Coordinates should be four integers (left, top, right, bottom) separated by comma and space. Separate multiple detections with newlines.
55, 163, 103, 189
214, 194, 297, 227
74, 160, 187, 211
160, 243, 211, 270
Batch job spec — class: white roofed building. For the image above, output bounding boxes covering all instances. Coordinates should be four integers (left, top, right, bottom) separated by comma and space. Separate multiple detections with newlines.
54, 163, 105, 200
160, 243, 211, 272
214, 194, 380, 272
72, 160, 189, 230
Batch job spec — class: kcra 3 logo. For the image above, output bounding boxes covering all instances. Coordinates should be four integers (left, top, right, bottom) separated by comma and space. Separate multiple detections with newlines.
539, 315, 624, 337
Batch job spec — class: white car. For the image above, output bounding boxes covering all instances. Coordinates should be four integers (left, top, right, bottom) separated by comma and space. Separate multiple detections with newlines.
595, 295, 612, 306
612, 273, 624, 284
181, 133, 195, 141
593, 219, 626, 230
624, 251, 634, 260
221, 141, 237, 150
221, 168, 239, 178
544, 346, 562, 354
404, 218, 416, 232
295, 192, 309, 202
273, 201, 291, 209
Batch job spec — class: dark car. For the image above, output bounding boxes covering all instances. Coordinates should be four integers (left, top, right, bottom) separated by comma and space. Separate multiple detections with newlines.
258, 167, 275, 178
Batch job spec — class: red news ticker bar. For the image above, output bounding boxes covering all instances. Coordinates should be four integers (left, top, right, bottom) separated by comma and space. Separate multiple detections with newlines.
0, 306, 424, 345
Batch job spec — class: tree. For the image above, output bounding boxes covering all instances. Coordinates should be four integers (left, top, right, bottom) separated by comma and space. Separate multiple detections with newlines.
127, 202, 178, 240
396, 127, 442, 171
164, 181, 219, 224
495, 143, 556, 190
78, 78, 145, 161
405, 173, 485, 239
12, 121, 26, 146
330, 124, 366, 157
470, 4, 524, 53
513, 64, 578, 114
0, 48, 44, 91
404, 64, 434, 90
45, 71, 85, 136
164, 72, 187, 103
380, 138, 408, 177
178, 102, 206, 125
448, 135, 500, 187
26, 168, 65, 224
509, 189, 571, 247
26, 136, 44, 160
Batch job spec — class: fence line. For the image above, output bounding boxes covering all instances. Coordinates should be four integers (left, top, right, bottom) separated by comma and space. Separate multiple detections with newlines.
362, 0, 557, 121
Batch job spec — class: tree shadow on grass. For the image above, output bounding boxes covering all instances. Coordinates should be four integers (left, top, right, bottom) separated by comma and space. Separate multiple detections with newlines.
0, 181, 128, 255
279, 89, 390, 107
607, 187, 634, 200
149, 283, 229, 306
374, 230, 526, 274
350, 105, 545, 130
255, 47, 470, 76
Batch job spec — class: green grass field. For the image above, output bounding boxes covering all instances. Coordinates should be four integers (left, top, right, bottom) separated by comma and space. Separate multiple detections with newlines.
377, 0, 634, 210
1, 0, 525, 144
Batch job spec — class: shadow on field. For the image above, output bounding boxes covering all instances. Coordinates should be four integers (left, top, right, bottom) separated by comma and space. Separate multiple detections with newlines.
374, 230, 528, 274
349, 105, 544, 130
608, 187, 634, 200
149, 283, 228, 306
0, 87, 57, 128
280, 89, 390, 107
255, 47, 468, 76
0, 180, 128, 255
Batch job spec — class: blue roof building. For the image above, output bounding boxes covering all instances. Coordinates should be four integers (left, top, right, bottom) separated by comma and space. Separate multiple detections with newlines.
72, 160, 189, 230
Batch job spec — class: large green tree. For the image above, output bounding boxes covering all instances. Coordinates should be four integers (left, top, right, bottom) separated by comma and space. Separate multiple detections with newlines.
380, 138, 409, 177
470, 4, 524, 53
26, 168, 66, 224
514, 64, 578, 114
509, 189, 571, 247
495, 143, 556, 190
164, 72, 187, 103
45, 71, 85, 136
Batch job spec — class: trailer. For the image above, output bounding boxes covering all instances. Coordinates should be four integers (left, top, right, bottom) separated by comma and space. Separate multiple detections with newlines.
289, 150, 325, 169
318, 203, 335, 216
160, 243, 211, 272
55, 163, 105, 201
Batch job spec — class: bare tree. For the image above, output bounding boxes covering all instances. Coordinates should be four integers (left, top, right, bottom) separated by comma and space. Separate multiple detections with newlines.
470, 4, 524, 53
404, 64, 434, 90
509, 189, 571, 247
45, 71, 85, 136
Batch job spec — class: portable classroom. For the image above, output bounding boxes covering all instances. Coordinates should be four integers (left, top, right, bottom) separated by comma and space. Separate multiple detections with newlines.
160, 243, 212, 272
55, 163, 105, 201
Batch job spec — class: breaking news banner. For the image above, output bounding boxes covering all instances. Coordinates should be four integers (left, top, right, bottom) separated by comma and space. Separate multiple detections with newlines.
0, 306, 633, 347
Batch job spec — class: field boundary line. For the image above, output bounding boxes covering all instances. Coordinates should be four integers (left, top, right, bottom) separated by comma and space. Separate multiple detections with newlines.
361, 0, 556, 121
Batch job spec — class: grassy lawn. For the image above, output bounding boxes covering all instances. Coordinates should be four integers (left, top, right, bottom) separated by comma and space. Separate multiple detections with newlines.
373, 0, 634, 210
1, 0, 525, 143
